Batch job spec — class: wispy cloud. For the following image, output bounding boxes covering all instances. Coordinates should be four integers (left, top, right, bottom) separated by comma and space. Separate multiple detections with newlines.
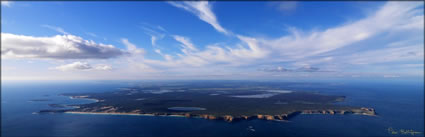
169, 1, 231, 35
85, 32, 108, 41
142, 2, 423, 76
140, 23, 166, 46
346, 45, 423, 65
42, 25, 70, 35
155, 49, 173, 61
260, 2, 423, 61
383, 74, 400, 78
86, 32, 97, 37
258, 66, 331, 72
268, 1, 298, 13
173, 35, 198, 52
2, 2, 423, 80
400, 64, 424, 68
121, 38, 145, 55
52, 62, 112, 71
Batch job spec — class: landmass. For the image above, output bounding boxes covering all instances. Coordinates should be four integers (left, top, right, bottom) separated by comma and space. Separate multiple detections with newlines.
39, 82, 376, 122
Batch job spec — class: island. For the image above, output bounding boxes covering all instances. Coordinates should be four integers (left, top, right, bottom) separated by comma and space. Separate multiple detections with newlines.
39, 81, 376, 122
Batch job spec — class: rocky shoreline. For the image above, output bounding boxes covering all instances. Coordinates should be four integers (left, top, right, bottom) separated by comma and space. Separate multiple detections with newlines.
39, 107, 376, 122
38, 94, 377, 122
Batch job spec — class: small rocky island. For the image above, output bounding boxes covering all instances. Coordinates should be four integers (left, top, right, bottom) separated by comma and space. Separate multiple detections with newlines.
39, 81, 376, 122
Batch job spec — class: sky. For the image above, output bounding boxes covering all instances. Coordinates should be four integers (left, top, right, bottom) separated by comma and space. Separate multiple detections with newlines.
1, 1, 424, 80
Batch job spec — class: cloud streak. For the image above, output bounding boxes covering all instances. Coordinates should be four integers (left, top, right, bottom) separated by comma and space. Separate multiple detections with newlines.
256, 2, 424, 61
121, 38, 145, 55
52, 62, 112, 71
173, 35, 198, 51
141, 2, 423, 77
140, 23, 166, 46
169, 1, 231, 35
42, 25, 70, 35
258, 66, 329, 72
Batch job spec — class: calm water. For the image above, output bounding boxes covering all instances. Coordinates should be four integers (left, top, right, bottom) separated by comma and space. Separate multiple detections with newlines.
2, 80, 424, 136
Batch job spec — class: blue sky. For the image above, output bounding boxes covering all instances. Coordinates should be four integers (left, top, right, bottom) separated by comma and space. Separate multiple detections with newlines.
1, 1, 424, 80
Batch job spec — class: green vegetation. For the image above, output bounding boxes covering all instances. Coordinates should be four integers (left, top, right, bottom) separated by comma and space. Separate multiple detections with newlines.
43, 82, 376, 121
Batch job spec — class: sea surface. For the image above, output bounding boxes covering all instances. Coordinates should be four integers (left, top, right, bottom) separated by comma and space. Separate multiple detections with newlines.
2, 79, 424, 136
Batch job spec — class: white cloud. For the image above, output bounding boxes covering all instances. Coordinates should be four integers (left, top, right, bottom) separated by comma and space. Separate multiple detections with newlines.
140, 24, 166, 46
268, 1, 298, 12
157, 26, 166, 32
142, 2, 424, 76
346, 45, 424, 65
1, 33, 126, 59
121, 38, 145, 55
52, 61, 112, 71
53, 62, 92, 71
400, 64, 424, 68
169, 1, 231, 35
42, 25, 70, 35
94, 64, 113, 70
233, 35, 269, 59
3, 2, 423, 80
151, 36, 158, 46
1, 1, 12, 7
173, 35, 198, 51
257, 2, 423, 61
163, 2, 423, 67
86, 32, 97, 37
146, 34, 272, 67
258, 65, 329, 72
383, 75, 400, 78
155, 49, 173, 61
397, 15, 424, 30
144, 37, 265, 68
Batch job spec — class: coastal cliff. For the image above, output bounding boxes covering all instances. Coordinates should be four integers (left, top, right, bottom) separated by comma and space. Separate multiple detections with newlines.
39, 107, 376, 122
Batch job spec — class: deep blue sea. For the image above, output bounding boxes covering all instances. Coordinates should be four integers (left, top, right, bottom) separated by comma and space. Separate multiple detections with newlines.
2, 79, 424, 136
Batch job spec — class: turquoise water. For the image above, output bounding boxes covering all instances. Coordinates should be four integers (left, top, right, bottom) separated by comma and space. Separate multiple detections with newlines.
2, 80, 423, 136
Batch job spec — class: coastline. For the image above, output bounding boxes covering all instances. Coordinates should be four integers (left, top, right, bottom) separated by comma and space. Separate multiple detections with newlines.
50, 93, 377, 123
60, 108, 376, 122
64, 111, 186, 118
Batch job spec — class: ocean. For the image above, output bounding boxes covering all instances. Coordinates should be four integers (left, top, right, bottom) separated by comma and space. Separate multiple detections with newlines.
1, 79, 424, 136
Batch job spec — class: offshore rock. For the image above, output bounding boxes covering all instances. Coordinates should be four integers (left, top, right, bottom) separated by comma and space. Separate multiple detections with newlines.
208, 115, 217, 120
223, 115, 234, 122
241, 115, 249, 120
265, 115, 275, 120
257, 114, 264, 119
275, 115, 284, 120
